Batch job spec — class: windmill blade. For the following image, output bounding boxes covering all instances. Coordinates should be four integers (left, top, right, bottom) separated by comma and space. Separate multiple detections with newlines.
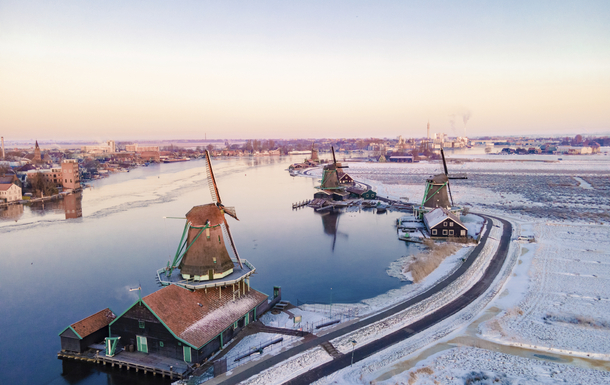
440, 147, 449, 176
223, 206, 239, 221
447, 181, 455, 207
223, 220, 244, 268
205, 150, 222, 204
331, 146, 337, 165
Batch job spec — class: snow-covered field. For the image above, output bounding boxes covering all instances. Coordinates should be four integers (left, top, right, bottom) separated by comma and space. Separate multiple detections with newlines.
308, 153, 610, 384
372, 346, 610, 384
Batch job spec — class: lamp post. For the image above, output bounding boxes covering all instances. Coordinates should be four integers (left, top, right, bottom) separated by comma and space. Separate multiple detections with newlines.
329, 287, 333, 318
351, 340, 357, 366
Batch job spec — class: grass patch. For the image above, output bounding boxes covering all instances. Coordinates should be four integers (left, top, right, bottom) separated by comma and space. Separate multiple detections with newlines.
403, 239, 461, 283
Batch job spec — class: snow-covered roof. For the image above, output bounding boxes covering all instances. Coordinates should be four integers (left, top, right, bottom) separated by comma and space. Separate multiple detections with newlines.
423, 207, 466, 230
143, 284, 268, 348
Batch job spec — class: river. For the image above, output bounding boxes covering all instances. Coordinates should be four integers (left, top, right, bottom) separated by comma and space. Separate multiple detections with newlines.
0, 156, 417, 385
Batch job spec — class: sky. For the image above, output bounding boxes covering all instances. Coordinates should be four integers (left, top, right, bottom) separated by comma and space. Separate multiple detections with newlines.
1, 1, 609, 141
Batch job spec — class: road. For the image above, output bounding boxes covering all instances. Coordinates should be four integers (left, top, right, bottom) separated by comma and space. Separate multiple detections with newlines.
213, 214, 512, 385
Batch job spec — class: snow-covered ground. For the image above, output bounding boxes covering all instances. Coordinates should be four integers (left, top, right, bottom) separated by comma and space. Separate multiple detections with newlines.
306, 154, 610, 384
372, 346, 610, 384
479, 219, 610, 360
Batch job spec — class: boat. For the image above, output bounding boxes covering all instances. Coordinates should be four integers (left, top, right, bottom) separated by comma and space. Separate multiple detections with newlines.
163, 158, 190, 163
398, 228, 426, 243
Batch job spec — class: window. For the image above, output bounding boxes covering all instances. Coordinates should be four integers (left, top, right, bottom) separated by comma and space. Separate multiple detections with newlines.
450, 222, 454, 227
444, 221, 448, 227
442, 229, 448, 235
139, 320, 145, 329
449, 230, 454, 235
432, 229, 437, 235
159, 341, 164, 347
461, 230, 466, 236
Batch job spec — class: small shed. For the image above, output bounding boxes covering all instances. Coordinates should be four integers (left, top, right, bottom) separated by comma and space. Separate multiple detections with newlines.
332, 191, 350, 201
59, 308, 116, 353
314, 190, 332, 200
423, 207, 468, 238
362, 189, 377, 200
346, 187, 376, 200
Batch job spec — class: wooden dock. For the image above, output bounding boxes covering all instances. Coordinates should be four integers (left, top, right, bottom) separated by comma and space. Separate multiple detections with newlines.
57, 349, 191, 380
292, 200, 312, 209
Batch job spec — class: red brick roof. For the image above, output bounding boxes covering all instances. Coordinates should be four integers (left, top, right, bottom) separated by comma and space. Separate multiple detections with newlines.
71, 308, 116, 339
144, 284, 268, 348
0, 184, 14, 191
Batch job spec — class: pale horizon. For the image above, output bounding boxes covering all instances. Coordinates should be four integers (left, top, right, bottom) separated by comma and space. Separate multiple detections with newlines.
1, 1, 609, 141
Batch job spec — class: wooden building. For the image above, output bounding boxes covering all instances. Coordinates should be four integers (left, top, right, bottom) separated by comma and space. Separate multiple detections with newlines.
59, 308, 116, 353
338, 172, 354, 186
346, 186, 377, 200
109, 284, 268, 363
423, 207, 468, 238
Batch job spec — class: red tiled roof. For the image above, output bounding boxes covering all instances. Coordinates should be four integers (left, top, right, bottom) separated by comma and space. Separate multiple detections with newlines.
144, 284, 268, 348
71, 308, 116, 339
0, 183, 16, 191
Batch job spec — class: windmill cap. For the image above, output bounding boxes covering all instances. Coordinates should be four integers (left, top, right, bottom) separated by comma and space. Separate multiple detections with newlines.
186, 204, 225, 227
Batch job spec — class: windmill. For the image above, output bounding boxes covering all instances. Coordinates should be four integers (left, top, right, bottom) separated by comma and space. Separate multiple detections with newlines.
320, 146, 349, 190
421, 147, 453, 210
310, 142, 319, 163
164, 150, 243, 281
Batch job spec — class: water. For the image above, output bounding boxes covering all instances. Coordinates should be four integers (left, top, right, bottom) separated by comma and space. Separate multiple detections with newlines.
0, 156, 416, 385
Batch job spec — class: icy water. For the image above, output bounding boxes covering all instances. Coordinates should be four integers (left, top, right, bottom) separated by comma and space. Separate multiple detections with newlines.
0, 156, 417, 385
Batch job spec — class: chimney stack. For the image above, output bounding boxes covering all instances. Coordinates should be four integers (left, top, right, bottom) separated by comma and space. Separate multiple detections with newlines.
1, 136, 4, 159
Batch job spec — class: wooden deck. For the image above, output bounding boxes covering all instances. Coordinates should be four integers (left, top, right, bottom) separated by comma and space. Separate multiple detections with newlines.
57, 349, 192, 380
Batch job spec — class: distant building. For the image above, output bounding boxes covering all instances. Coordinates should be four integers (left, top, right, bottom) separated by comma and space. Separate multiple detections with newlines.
33, 140, 42, 163
42, 167, 63, 186
82, 140, 115, 154
389, 156, 414, 163
0, 183, 22, 202
125, 144, 161, 162
62, 159, 80, 190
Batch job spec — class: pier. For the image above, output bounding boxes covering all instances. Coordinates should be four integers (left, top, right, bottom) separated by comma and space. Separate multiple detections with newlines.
58, 349, 191, 380
292, 200, 311, 209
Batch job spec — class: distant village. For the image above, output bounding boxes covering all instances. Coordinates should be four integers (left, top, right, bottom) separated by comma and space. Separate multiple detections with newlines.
1, 132, 607, 207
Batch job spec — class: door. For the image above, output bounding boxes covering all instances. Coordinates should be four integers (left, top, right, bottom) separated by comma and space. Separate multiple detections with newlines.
183, 345, 192, 362
208, 269, 214, 280
136, 335, 148, 353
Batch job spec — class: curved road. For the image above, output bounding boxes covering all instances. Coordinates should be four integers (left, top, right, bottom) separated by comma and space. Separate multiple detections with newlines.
215, 214, 512, 385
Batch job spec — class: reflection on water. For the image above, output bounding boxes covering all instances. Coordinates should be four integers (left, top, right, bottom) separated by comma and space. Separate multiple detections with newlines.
0, 192, 83, 223
318, 209, 348, 251
0, 203, 23, 221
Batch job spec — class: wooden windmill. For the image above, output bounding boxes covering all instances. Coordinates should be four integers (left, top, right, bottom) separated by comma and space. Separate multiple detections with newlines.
164, 150, 243, 281
310, 142, 319, 163
421, 147, 454, 209
320, 146, 349, 190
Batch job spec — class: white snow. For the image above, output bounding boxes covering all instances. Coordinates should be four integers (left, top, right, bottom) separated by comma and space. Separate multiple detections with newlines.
239, 346, 332, 385
371, 346, 610, 385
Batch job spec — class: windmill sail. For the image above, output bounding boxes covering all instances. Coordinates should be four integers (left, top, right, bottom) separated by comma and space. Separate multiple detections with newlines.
169, 150, 244, 279
205, 150, 221, 204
